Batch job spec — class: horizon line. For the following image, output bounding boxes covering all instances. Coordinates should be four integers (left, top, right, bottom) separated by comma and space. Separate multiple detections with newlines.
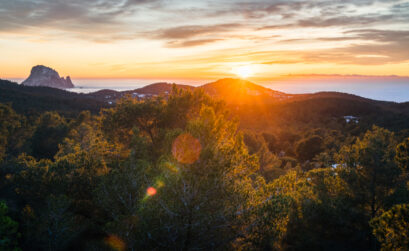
5, 73, 409, 81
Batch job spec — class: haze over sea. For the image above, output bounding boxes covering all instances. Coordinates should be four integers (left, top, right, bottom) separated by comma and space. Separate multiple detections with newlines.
9, 77, 409, 103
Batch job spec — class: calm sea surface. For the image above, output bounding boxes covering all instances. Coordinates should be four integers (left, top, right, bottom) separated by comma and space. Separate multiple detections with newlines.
265, 79, 409, 103
7, 78, 409, 103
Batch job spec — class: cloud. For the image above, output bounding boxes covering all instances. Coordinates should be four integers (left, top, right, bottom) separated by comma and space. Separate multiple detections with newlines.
261, 60, 301, 64
312, 29, 409, 64
223, 28, 409, 65
0, 0, 159, 35
148, 23, 242, 47
297, 15, 395, 28
214, 0, 394, 21
166, 39, 223, 48
336, 30, 409, 64
255, 0, 408, 31
0, 0, 408, 58
345, 29, 409, 43
153, 23, 242, 40
260, 13, 408, 30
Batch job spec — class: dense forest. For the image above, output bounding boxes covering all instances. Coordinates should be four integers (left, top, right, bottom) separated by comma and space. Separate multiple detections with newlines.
1, 79, 409, 250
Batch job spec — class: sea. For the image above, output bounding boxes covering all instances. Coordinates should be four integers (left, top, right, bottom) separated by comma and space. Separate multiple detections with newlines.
7, 77, 409, 103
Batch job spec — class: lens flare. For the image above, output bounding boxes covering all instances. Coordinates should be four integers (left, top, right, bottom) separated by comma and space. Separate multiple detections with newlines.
172, 133, 202, 164
104, 235, 126, 251
146, 187, 157, 196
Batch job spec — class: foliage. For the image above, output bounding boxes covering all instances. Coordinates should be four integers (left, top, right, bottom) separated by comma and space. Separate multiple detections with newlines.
337, 126, 400, 218
0, 103, 27, 162
1, 87, 409, 250
295, 135, 324, 163
370, 204, 409, 250
30, 112, 69, 159
396, 137, 409, 172
0, 201, 20, 250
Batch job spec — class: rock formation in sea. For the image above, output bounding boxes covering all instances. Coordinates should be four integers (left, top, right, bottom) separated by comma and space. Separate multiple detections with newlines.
21, 65, 74, 89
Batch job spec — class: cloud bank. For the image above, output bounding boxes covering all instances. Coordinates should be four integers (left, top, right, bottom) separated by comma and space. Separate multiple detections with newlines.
1, 0, 409, 71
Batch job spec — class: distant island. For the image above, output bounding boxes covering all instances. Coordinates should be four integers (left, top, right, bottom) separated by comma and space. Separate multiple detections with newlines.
21, 65, 74, 89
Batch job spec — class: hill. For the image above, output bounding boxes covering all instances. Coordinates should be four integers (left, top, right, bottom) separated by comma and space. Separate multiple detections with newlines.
124, 82, 194, 95
200, 78, 294, 104
2, 78, 409, 132
0, 79, 106, 115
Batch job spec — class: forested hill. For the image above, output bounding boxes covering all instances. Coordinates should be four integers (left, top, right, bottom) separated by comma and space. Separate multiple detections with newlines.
2, 78, 409, 130
200, 78, 293, 104
89, 78, 408, 111
0, 79, 107, 115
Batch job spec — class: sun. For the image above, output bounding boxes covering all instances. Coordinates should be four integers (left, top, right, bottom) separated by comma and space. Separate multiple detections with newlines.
232, 65, 254, 79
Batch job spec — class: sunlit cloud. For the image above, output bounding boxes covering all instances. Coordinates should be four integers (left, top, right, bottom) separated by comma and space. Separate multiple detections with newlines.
153, 23, 242, 40
166, 39, 223, 48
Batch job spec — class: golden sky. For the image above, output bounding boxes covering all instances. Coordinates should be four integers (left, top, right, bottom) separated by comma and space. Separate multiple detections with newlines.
1, 0, 409, 80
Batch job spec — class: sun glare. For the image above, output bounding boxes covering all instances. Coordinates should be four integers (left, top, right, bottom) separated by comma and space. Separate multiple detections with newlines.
232, 65, 254, 79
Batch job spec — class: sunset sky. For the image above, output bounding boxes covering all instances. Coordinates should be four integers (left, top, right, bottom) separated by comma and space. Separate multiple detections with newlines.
1, 0, 409, 80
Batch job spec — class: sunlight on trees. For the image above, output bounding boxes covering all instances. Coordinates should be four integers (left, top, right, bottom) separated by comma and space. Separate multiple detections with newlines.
1, 88, 409, 250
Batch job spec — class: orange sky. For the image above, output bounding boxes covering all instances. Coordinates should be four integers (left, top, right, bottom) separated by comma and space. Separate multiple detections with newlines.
1, 0, 409, 80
